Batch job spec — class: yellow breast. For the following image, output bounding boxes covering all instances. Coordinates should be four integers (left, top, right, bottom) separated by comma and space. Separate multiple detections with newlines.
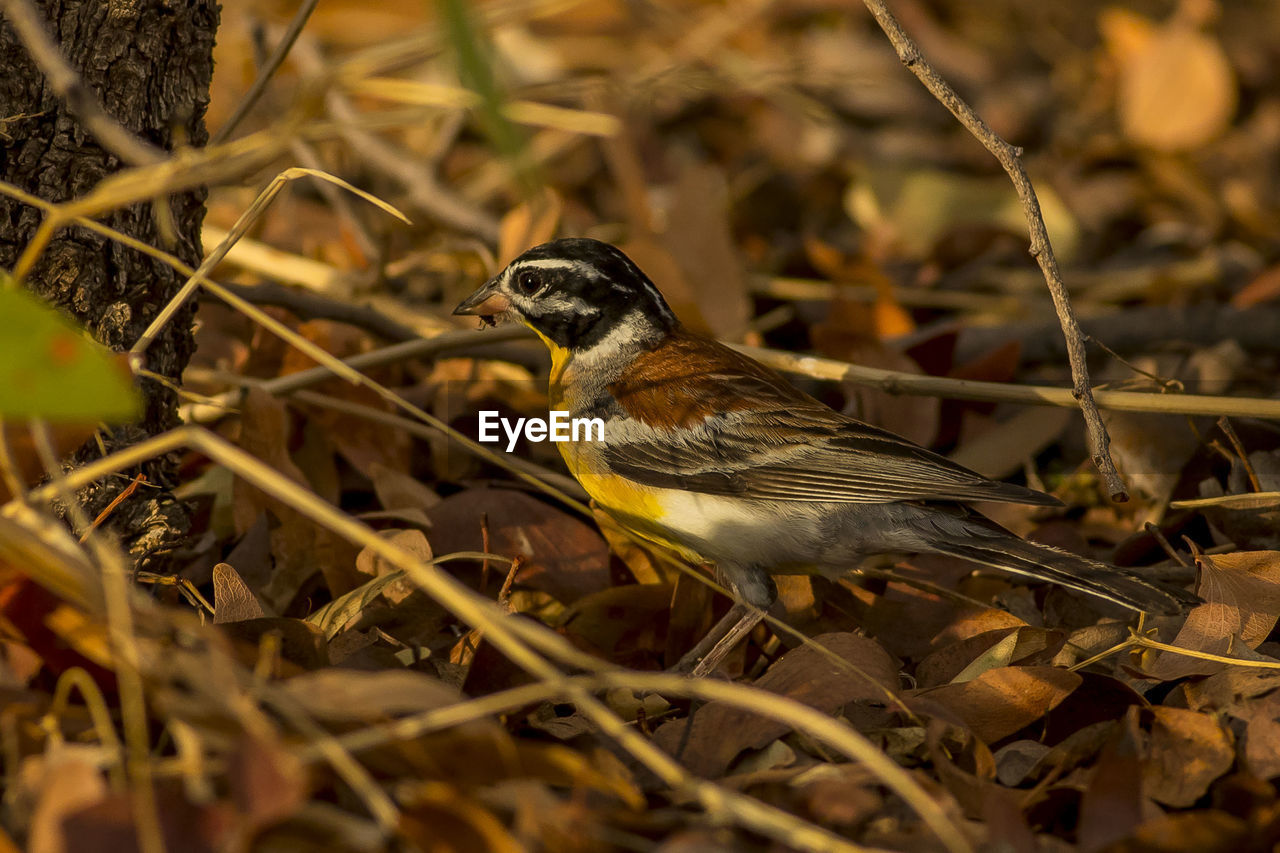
543, 355, 705, 563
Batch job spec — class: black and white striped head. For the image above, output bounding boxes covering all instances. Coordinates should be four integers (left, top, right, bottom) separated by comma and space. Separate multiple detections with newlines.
454, 238, 678, 352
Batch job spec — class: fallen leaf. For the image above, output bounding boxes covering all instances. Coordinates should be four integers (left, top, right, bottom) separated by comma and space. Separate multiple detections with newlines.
227, 732, 308, 832
660, 161, 751, 341
1147, 550, 1280, 680
1242, 690, 1280, 780
916, 626, 1066, 688
915, 665, 1081, 744
428, 487, 612, 604
397, 782, 525, 853
560, 583, 670, 667
279, 668, 459, 722
948, 405, 1071, 482
212, 562, 268, 623
497, 187, 563, 264
1121, 811, 1251, 853
1114, 20, 1237, 151
653, 633, 900, 777
1079, 710, 1147, 853
1142, 706, 1234, 807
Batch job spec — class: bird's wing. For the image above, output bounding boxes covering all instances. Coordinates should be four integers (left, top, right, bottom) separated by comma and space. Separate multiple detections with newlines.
602, 333, 1059, 507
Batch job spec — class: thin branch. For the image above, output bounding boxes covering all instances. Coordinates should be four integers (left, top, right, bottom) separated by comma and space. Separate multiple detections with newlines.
214, 281, 420, 342
0, 0, 164, 166
736, 344, 1280, 421
859, 0, 1129, 501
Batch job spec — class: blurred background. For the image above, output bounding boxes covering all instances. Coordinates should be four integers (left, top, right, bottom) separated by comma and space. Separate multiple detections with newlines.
193, 0, 1280, 510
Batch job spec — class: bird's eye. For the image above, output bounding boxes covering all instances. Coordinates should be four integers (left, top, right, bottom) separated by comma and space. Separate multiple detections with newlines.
516, 271, 541, 295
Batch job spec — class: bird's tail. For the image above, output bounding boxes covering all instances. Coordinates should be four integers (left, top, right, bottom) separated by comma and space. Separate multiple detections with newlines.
926, 515, 1197, 614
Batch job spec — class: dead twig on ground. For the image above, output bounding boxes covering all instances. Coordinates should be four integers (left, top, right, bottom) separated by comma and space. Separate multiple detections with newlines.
859, 0, 1129, 500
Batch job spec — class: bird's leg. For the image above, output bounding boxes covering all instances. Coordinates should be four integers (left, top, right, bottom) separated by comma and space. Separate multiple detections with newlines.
687, 604, 767, 678
671, 602, 760, 674
671, 565, 775, 676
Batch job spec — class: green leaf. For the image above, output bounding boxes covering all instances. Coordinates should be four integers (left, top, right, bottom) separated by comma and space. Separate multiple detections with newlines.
0, 282, 140, 421
436, 0, 538, 194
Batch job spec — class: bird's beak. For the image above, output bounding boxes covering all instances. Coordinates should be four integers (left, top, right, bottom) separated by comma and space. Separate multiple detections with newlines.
453, 278, 511, 319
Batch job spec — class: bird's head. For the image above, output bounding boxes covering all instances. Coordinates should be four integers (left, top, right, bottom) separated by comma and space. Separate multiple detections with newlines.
453, 238, 678, 357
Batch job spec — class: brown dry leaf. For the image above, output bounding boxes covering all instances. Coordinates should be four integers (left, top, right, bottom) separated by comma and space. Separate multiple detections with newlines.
805, 238, 915, 340
932, 607, 1028, 649
560, 583, 670, 667
227, 732, 308, 832
662, 161, 751, 340
1231, 263, 1280, 309
231, 389, 326, 612
59, 789, 231, 853
428, 487, 612, 605
212, 562, 268, 623
1182, 667, 1280, 713
1242, 690, 1280, 780
219, 618, 329, 674
398, 782, 524, 853
1078, 710, 1146, 853
948, 406, 1071, 482
1141, 706, 1234, 807
923, 722, 1006, 822
1111, 16, 1237, 151
343, 528, 452, 647
282, 321, 410, 477
1147, 550, 1280, 680
794, 765, 884, 830
992, 739, 1051, 787
653, 633, 900, 778
354, 528, 432, 605
0, 423, 99, 503
1102, 409, 1202, 507
279, 668, 459, 722
368, 462, 440, 517
497, 187, 564, 264
916, 626, 1066, 688
504, 741, 645, 809
664, 570, 715, 668
915, 666, 1081, 744
855, 584, 968, 660
1120, 811, 1251, 853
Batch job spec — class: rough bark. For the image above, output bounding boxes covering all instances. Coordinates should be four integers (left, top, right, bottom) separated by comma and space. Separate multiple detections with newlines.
0, 0, 219, 564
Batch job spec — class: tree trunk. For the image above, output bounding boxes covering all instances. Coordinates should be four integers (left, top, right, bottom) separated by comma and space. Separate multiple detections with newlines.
0, 0, 219, 563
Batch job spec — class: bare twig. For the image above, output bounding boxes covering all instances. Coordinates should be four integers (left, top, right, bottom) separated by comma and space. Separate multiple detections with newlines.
859, 0, 1129, 500
1217, 417, 1263, 493
736, 344, 1280, 421
213, 281, 420, 342
0, 0, 164, 166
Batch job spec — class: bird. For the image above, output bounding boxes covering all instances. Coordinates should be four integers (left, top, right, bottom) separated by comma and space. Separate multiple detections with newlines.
454, 237, 1196, 676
